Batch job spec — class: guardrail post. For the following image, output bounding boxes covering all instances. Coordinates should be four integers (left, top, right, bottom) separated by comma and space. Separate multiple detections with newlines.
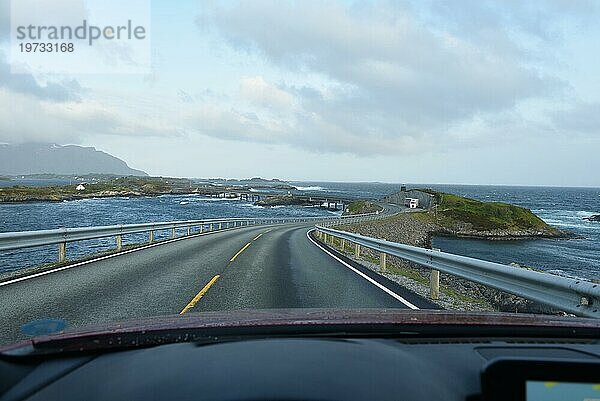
341, 238, 345, 251
58, 242, 66, 263
219, 222, 222, 230
430, 270, 440, 300
171, 227, 176, 238
430, 248, 441, 300
209, 223, 213, 231
187, 226, 191, 236
116, 235, 122, 251
7, 217, 589, 316
380, 252, 386, 272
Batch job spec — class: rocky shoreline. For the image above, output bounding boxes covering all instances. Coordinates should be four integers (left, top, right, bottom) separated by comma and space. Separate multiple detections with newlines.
0, 189, 180, 203
337, 212, 570, 315
428, 219, 571, 240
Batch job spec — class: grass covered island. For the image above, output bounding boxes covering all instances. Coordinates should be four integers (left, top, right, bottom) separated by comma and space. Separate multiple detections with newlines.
0, 177, 182, 202
415, 190, 567, 239
344, 200, 383, 215
334, 191, 570, 314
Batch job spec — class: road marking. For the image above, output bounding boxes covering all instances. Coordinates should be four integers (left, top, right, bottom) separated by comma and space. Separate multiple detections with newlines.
180, 275, 220, 314
0, 225, 245, 288
253, 233, 263, 241
306, 229, 419, 310
230, 242, 251, 262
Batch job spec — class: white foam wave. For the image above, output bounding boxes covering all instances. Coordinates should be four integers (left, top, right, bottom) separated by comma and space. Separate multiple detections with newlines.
295, 186, 324, 191
196, 197, 235, 202
545, 269, 586, 280
535, 209, 599, 229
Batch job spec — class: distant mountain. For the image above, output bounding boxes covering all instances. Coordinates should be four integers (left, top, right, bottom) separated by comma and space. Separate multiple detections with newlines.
0, 143, 147, 176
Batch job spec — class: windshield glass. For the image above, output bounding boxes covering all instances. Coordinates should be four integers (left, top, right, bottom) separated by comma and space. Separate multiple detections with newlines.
0, 0, 599, 346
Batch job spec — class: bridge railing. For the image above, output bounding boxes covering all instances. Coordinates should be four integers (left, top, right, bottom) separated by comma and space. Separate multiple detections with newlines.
0, 212, 382, 265
315, 225, 600, 318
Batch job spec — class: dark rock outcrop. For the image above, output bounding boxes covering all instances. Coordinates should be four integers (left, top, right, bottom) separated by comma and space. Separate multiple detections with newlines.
583, 214, 600, 222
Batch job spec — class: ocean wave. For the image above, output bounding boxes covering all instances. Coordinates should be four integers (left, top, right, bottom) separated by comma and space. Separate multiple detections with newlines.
536, 209, 599, 226
543, 221, 600, 230
196, 197, 235, 202
240, 204, 265, 209
295, 186, 324, 191
544, 269, 586, 280
61, 198, 94, 203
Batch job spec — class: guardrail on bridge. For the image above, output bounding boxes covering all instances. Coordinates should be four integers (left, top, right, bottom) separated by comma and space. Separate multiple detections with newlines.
0, 212, 383, 265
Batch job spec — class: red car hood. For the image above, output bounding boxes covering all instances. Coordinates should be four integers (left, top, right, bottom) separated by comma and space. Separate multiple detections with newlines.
2, 309, 599, 355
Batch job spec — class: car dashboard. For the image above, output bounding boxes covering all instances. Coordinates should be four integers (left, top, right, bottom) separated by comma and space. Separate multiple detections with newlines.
1, 335, 599, 401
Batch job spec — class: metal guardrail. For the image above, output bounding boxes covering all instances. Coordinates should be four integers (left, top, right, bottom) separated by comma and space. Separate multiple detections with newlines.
315, 225, 600, 318
0, 212, 383, 264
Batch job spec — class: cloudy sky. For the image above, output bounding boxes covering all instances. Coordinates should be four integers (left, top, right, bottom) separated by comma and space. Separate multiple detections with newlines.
1, 0, 599, 186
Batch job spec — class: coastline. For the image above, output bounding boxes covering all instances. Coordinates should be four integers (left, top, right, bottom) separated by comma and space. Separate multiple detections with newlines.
0, 190, 175, 204
336, 211, 571, 314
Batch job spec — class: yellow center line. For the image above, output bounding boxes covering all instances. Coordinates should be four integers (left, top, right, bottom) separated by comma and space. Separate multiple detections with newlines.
252, 233, 263, 241
179, 275, 220, 314
230, 242, 251, 262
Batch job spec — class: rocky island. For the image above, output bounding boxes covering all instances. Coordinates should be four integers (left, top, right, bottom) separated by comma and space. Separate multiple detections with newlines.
334, 190, 571, 314
0, 177, 188, 202
584, 214, 600, 222
254, 195, 314, 207
0, 176, 302, 203
418, 190, 567, 239
340, 190, 568, 248
344, 200, 383, 215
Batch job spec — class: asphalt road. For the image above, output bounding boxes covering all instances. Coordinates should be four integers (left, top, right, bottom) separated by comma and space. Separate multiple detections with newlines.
0, 221, 433, 344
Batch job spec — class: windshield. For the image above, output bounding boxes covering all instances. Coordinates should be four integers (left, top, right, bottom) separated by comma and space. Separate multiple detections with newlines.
0, 0, 599, 346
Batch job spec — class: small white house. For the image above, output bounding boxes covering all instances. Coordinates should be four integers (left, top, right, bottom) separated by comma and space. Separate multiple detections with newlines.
76, 184, 86, 191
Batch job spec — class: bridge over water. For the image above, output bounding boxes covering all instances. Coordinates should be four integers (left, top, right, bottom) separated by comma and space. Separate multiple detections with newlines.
195, 188, 355, 210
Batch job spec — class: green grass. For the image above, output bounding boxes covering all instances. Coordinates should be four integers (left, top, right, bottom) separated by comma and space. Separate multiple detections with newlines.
420, 191, 556, 232
0, 177, 173, 202
345, 200, 383, 215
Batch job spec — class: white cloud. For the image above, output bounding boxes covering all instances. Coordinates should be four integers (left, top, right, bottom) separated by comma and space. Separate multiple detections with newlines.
239, 76, 294, 111
196, 0, 566, 155
553, 102, 600, 135
0, 86, 182, 145
0, 55, 83, 101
